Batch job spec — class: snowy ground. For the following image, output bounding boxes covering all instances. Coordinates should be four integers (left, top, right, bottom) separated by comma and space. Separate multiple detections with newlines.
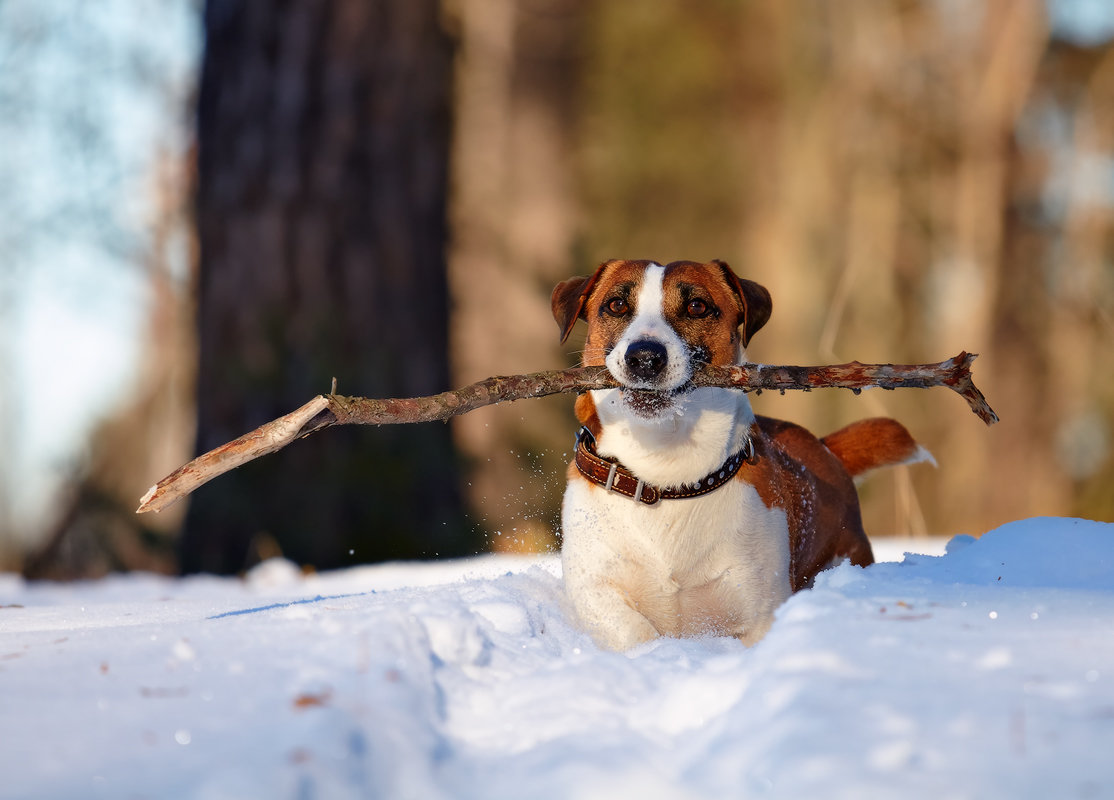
2, 517, 1112, 800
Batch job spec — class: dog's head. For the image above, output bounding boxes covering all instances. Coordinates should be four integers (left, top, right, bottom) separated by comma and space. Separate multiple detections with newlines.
552, 259, 771, 417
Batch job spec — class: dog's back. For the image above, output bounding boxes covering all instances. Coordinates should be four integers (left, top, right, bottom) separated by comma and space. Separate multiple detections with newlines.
749, 415, 927, 591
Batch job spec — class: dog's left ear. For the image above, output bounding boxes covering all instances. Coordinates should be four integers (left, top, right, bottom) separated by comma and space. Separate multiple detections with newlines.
713, 260, 772, 347
551, 261, 613, 344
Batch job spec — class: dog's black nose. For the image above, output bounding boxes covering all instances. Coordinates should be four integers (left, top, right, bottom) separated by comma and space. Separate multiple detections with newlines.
624, 340, 668, 380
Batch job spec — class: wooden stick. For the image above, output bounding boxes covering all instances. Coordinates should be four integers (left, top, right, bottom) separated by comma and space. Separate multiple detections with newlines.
136, 351, 996, 514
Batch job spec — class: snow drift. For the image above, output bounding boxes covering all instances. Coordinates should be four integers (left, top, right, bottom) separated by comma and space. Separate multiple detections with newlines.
1, 517, 1112, 799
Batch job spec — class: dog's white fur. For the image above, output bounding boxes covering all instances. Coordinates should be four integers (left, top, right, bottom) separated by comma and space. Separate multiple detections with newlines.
561, 264, 791, 651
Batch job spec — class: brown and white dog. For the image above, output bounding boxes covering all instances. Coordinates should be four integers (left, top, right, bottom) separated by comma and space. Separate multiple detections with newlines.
551, 259, 932, 651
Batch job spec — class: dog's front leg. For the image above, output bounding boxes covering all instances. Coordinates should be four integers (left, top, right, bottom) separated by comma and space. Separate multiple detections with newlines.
563, 573, 661, 651
560, 485, 668, 650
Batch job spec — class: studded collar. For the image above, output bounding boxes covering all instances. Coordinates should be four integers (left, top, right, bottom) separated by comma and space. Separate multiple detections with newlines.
573, 426, 756, 505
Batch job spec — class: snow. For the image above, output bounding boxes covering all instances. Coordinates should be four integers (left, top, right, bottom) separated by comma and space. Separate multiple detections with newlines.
2, 517, 1112, 800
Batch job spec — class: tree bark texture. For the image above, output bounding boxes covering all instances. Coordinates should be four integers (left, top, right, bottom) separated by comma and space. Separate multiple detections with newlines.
184, 1, 476, 573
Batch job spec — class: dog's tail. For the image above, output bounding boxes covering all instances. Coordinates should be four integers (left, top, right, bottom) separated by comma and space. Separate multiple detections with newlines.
821, 418, 935, 480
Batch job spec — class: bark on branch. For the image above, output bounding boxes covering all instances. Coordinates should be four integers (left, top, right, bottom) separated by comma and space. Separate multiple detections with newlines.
137, 352, 996, 514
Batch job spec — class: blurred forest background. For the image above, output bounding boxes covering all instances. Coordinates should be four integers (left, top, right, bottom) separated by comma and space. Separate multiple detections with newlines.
2, 0, 1112, 578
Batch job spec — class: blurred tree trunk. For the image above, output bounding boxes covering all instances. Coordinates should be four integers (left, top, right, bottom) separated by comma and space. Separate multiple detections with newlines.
182, 0, 476, 573
448, 0, 585, 553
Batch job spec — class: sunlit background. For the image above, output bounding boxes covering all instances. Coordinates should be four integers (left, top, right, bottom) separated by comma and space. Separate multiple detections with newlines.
0, 0, 198, 553
2, 0, 1112, 577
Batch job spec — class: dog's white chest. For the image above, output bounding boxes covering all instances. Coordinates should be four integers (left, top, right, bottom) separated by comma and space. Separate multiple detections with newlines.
560, 474, 791, 650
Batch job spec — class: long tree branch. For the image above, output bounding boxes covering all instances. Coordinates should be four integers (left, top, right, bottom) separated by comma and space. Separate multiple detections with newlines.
137, 351, 996, 514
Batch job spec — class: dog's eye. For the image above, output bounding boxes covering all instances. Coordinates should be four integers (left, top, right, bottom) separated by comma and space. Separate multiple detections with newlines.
686, 299, 712, 318
605, 298, 630, 316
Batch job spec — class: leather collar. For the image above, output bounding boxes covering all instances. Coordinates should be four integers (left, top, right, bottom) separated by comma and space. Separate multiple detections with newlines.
573, 427, 756, 505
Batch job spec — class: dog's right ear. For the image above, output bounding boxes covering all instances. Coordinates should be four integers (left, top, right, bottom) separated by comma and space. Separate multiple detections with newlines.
551, 261, 613, 344
713, 259, 772, 347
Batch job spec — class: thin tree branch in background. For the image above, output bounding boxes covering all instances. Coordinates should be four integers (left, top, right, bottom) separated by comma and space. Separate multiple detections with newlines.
136, 352, 996, 515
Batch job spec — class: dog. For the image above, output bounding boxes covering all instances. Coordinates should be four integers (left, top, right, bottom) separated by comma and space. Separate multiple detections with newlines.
551, 259, 931, 651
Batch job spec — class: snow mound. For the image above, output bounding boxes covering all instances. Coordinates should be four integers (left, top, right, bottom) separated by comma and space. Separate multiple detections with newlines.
1, 517, 1112, 799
